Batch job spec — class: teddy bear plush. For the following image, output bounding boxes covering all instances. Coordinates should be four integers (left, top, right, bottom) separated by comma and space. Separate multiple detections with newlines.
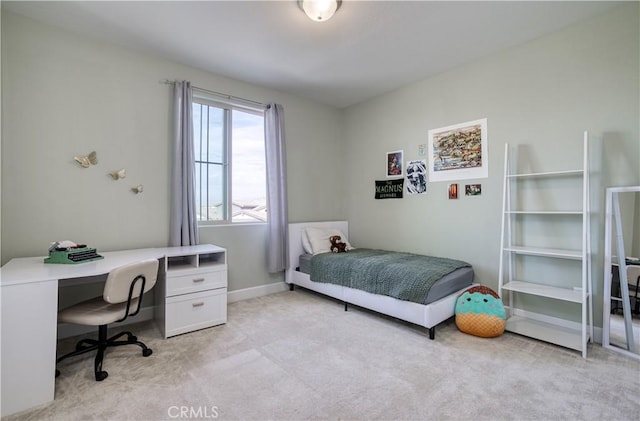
329, 235, 348, 253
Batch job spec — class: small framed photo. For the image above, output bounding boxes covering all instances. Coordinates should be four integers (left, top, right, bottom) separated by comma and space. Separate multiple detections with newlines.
448, 183, 459, 199
386, 150, 404, 178
465, 184, 482, 196
418, 144, 427, 157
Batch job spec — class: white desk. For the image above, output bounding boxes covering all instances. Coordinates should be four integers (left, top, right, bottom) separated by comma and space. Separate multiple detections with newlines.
0, 245, 226, 417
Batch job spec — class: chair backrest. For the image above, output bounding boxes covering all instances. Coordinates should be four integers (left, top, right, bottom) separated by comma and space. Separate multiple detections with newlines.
103, 258, 159, 304
627, 265, 640, 287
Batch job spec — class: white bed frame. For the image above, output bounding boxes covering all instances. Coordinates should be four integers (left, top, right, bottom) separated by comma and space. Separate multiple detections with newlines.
286, 221, 475, 339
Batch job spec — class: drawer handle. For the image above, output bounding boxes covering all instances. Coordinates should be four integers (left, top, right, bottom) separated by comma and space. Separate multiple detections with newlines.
193, 278, 205, 283
192, 301, 205, 307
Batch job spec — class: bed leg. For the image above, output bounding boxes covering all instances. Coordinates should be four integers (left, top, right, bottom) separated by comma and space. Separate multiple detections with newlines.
289, 283, 294, 291
428, 327, 435, 340
344, 301, 348, 311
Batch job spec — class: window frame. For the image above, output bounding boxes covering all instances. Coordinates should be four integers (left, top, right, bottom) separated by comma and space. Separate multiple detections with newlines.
191, 91, 266, 226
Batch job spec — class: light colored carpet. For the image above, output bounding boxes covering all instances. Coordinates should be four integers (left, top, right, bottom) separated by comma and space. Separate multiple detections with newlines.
6, 288, 640, 421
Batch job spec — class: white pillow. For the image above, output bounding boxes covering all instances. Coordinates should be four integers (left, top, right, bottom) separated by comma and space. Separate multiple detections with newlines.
304, 227, 354, 255
302, 230, 313, 254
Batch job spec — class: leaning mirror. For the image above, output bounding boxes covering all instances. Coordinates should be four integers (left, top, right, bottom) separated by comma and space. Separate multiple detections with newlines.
603, 186, 640, 360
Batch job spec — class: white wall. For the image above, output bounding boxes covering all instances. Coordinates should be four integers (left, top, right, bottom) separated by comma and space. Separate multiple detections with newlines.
342, 3, 639, 325
2, 4, 638, 314
0, 11, 345, 293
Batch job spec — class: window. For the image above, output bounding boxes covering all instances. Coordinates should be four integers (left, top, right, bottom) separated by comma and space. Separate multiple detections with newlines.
192, 95, 266, 224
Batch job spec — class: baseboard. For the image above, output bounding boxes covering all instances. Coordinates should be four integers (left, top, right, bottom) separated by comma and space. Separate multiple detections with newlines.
593, 326, 603, 344
57, 306, 154, 339
227, 281, 288, 303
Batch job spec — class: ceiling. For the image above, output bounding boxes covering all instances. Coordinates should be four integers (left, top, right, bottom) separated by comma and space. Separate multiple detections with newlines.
2, 1, 622, 108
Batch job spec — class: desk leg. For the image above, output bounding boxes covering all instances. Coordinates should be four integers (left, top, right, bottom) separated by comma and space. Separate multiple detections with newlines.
1, 280, 58, 417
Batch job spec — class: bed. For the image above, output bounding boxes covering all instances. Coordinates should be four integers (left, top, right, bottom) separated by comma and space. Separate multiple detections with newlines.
286, 221, 476, 339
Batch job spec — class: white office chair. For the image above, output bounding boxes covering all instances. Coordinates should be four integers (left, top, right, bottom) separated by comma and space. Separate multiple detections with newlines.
56, 258, 159, 381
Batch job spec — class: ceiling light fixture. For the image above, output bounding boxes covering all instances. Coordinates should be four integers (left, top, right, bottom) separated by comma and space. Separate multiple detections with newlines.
298, 0, 342, 22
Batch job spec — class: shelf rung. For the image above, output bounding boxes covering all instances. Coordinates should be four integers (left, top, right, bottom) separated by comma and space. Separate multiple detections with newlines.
505, 211, 583, 215
502, 281, 585, 303
503, 246, 583, 259
507, 169, 583, 178
505, 315, 587, 352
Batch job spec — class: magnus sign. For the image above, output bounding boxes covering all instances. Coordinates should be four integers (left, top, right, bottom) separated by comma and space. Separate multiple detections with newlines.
375, 179, 404, 199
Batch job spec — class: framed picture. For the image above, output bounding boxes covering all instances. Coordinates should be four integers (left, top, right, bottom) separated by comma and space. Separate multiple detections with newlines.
427, 118, 488, 182
418, 144, 427, 157
465, 184, 482, 196
386, 150, 403, 178
448, 183, 459, 199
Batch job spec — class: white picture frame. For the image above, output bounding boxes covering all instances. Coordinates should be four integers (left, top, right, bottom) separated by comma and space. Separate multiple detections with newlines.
386, 150, 404, 178
427, 118, 488, 182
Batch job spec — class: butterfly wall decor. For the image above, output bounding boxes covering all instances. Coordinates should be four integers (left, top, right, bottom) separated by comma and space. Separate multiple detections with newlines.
74, 151, 98, 168
131, 184, 143, 194
109, 169, 126, 180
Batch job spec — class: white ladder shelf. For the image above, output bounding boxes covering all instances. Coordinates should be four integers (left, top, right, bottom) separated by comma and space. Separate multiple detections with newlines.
498, 132, 592, 358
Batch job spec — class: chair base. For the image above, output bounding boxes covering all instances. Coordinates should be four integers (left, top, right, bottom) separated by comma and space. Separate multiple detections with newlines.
56, 324, 152, 381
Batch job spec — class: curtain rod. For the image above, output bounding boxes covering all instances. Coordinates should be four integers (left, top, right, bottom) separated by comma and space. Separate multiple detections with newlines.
160, 79, 265, 108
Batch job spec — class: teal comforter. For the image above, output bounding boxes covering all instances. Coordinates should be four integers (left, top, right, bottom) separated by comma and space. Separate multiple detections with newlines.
310, 248, 471, 304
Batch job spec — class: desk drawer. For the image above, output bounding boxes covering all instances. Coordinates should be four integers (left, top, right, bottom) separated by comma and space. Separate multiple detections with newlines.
166, 270, 226, 297
165, 288, 227, 338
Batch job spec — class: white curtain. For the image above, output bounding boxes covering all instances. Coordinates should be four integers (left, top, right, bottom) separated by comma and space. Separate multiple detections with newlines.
265, 103, 288, 273
169, 80, 199, 246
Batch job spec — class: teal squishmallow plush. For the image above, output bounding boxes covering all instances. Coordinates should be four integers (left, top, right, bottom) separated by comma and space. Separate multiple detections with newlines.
455, 286, 506, 338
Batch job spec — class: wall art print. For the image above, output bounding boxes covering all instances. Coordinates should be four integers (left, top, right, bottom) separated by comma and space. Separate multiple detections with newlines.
418, 144, 427, 157
427, 118, 488, 182
448, 183, 459, 199
406, 159, 427, 195
375, 179, 404, 199
386, 150, 403, 178
465, 184, 482, 196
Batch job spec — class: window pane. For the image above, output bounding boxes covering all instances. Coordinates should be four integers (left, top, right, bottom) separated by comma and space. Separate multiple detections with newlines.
193, 103, 225, 165
232, 109, 266, 223
195, 163, 225, 221
206, 106, 225, 164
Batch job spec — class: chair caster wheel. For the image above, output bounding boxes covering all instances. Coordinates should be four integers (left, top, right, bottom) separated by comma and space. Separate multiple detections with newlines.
95, 371, 108, 381
142, 348, 152, 357
55, 369, 60, 378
